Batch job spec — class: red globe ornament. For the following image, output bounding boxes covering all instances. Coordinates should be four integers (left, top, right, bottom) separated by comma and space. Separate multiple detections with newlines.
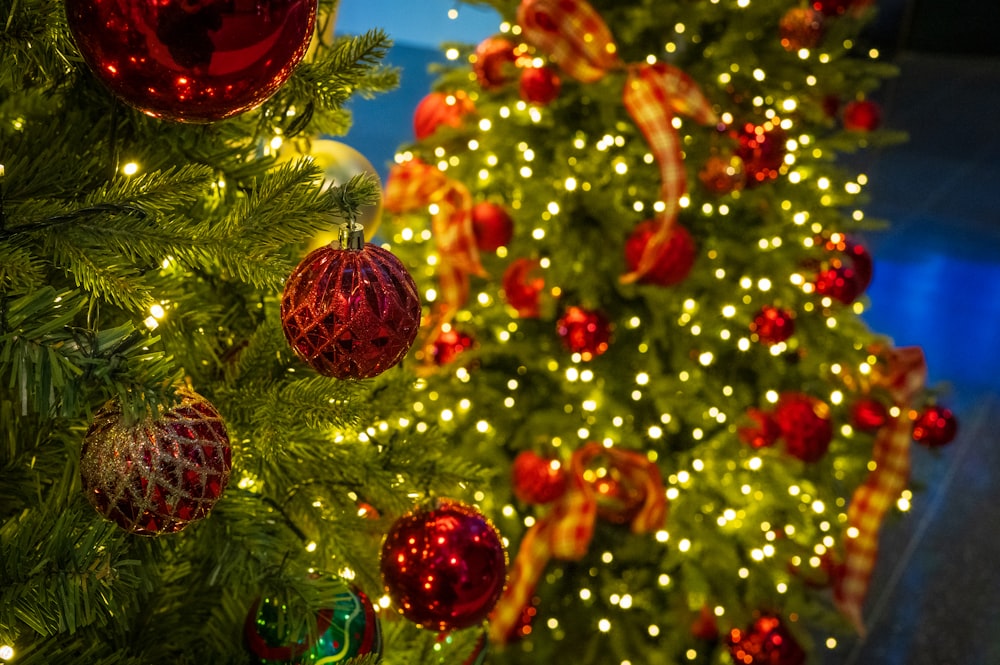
912, 405, 958, 448
471, 201, 515, 252
511, 450, 568, 505
750, 305, 795, 345
699, 154, 745, 195
80, 389, 231, 535
851, 398, 889, 432
281, 226, 421, 380
815, 237, 873, 304
735, 122, 787, 186
738, 408, 782, 449
779, 7, 825, 52
502, 258, 546, 318
65, 0, 316, 122
432, 327, 474, 366
519, 65, 562, 105
843, 99, 882, 132
473, 37, 517, 90
380, 500, 507, 631
413, 91, 476, 140
773, 393, 833, 463
727, 614, 806, 665
557, 306, 611, 360
624, 220, 697, 286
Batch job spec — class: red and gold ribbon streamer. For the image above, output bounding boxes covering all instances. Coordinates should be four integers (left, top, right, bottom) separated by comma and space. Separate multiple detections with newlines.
517, 0, 718, 283
835, 346, 926, 634
488, 442, 666, 645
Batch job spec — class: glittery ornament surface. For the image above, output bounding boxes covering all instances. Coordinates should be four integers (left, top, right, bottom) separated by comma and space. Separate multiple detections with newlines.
750, 305, 795, 345
380, 500, 507, 632
779, 7, 824, 52
912, 405, 958, 448
80, 390, 231, 535
774, 393, 833, 463
556, 306, 611, 360
65, 0, 316, 122
519, 66, 562, 105
736, 123, 787, 186
727, 614, 806, 665
281, 241, 421, 380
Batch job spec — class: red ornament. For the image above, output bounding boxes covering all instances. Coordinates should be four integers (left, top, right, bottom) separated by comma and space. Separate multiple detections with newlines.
815, 237, 873, 303
750, 305, 795, 345
519, 66, 562, 105
413, 91, 475, 140
735, 122, 787, 186
471, 201, 515, 252
779, 8, 825, 52
281, 227, 421, 380
556, 306, 611, 360
80, 390, 231, 535
773, 393, 833, 463
511, 451, 568, 505
691, 605, 720, 642
738, 408, 782, 449
65, 0, 315, 122
624, 220, 697, 286
473, 37, 517, 90
432, 327, 474, 366
699, 154, 745, 195
380, 500, 507, 631
843, 99, 882, 132
727, 615, 806, 665
502, 258, 546, 318
912, 405, 958, 448
812, 0, 869, 17
851, 398, 889, 432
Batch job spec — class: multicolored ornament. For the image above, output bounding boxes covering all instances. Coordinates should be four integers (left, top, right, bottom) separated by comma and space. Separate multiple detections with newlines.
735, 122, 787, 186
380, 499, 507, 631
281, 225, 422, 380
502, 258, 546, 318
850, 398, 889, 432
727, 614, 806, 665
699, 153, 745, 195
245, 584, 383, 664
623, 220, 697, 286
519, 65, 562, 105
431, 327, 474, 366
511, 450, 568, 505
556, 306, 611, 360
912, 405, 958, 448
843, 99, 882, 132
750, 305, 795, 346
473, 37, 518, 90
413, 91, 476, 140
773, 393, 833, 463
80, 389, 231, 535
65, 0, 316, 122
471, 201, 515, 252
779, 7, 824, 52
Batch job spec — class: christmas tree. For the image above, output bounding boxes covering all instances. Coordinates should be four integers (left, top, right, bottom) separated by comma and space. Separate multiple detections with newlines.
382, 0, 958, 663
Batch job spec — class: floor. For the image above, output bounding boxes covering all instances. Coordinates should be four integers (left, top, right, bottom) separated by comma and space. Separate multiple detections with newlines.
340, 21, 1000, 663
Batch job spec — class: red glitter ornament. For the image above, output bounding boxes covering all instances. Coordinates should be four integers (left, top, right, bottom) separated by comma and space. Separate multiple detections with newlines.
556, 306, 611, 360
843, 99, 882, 132
727, 614, 806, 665
779, 7, 825, 52
473, 37, 518, 90
912, 405, 958, 448
773, 393, 833, 463
699, 154, 745, 195
816, 237, 873, 303
623, 220, 697, 286
65, 0, 316, 122
80, 390, 231, 535
380, 500, 507, 631
511, 450, 568, 505
851, 398, 889, 432
735, 122, 787, 186
413, 91, 476, 140
739, 408, 782, 449
281, 226, 421, 380
432, 327, 474, 366
519, 65, 562, 105
750, 305, 795, 345
502, 258, 546, 318
471, 201, 515, 252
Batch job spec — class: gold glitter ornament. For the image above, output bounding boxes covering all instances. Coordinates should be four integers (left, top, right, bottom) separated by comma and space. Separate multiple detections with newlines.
80, 389, 232, 536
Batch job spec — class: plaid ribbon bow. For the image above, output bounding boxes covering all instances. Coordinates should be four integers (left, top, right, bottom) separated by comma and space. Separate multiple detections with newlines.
488, 442, 666, 645
835, 346, 927, 634
517, 0, 718, 283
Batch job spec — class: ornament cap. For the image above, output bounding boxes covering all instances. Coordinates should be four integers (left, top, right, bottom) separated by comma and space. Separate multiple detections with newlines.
339, 222, 365, 250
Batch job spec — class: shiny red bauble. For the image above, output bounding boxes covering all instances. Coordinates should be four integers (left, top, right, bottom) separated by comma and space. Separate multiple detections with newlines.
413, 91, 476, 140
511, 450, 568, 505
738, 408, 782, 449
774, 393, 833, 463
816, 237, 873, 304
66, 0, 316, 122
281, 232, 421, 379
519, 65, 562, 105
735, 123, 787, 186
750, 305, 795, 345
502, 258, 546, 318
624, 220, 697, 286
851, 398, 889, 432
380, 500, 507, 631
473, 37, 517, 90
80, 390, 231, 535
779, 7, 825, 52
557, 306, 611, 360
431, 328, 474, 366
471, 201, 515, 252
843, 99, 882, 132
912, 405, 959, 448
727, 614, 806, 665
